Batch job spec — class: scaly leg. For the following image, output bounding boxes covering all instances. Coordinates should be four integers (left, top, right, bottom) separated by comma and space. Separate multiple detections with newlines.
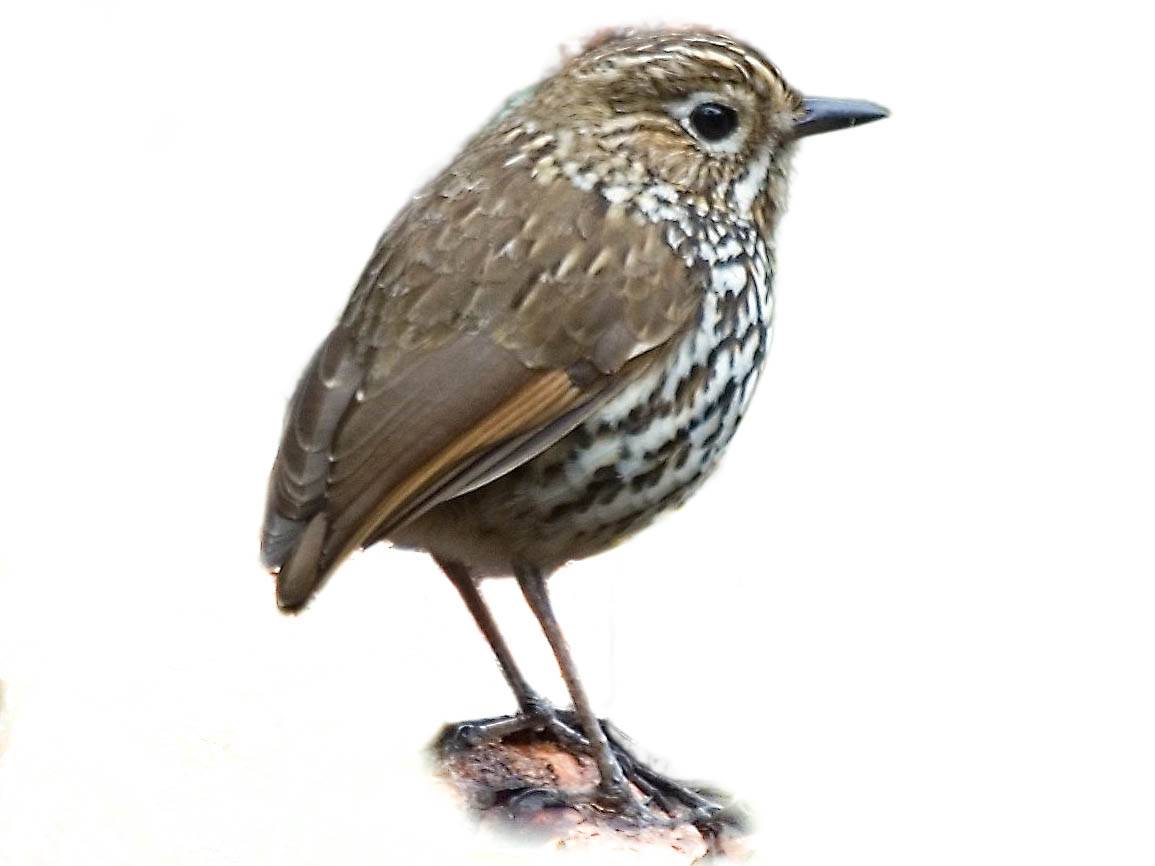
435, 557, 586, 749
514, 564, 633, 807
439, 558, 733, 828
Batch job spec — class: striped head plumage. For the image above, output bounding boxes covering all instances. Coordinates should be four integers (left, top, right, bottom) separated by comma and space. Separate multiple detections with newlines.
496, 30, 808, 237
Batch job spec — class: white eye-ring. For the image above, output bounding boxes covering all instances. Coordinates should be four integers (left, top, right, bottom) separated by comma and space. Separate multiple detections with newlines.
668, 94, 747, 153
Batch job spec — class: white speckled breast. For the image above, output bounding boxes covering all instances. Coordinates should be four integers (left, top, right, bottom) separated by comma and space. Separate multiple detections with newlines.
523, 224, 772, 544
402, 152, 781, 572
454, 203, 775, 568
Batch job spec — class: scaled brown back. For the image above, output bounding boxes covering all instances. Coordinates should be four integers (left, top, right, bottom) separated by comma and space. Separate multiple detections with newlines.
261, 73, 711, 610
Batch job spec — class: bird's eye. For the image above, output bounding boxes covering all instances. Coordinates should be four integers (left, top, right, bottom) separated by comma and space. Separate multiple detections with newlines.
688, 102, 739, 142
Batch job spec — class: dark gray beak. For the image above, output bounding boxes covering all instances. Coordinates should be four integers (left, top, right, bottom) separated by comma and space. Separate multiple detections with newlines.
794, 97, 889, 138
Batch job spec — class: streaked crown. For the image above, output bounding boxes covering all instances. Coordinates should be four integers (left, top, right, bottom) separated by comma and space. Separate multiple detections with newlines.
491, 30, 804, 228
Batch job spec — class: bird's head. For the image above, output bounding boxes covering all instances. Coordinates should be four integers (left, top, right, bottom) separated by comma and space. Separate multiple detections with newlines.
502, 29, 887, 228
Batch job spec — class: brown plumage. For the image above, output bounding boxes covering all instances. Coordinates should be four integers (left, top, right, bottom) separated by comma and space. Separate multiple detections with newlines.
260, 27, 886, 824
262, 135, 702, 608
263, 32, 784, 609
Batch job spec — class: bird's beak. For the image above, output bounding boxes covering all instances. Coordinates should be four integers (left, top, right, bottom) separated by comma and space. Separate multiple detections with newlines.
793, 97, 889, 138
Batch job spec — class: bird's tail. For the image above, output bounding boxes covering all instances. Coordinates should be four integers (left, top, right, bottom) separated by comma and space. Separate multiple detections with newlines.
270, 513, 329, 613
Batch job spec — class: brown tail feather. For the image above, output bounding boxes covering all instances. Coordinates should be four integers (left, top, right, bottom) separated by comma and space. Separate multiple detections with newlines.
274, 513, 329, 612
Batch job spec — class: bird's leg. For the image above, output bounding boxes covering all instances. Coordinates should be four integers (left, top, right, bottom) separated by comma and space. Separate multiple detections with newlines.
512, 566, 731, 826
514, 564, 635, 809
436, 558, 586, 749
438, 557, 543, 713
440, 558, 733, 828
440, 558, 727, 824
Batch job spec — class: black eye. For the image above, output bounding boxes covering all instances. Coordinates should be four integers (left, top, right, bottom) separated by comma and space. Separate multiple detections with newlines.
688, 102, 739, 142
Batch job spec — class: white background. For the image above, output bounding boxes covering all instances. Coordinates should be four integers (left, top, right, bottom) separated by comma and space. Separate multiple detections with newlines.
1, 2, 1152, 864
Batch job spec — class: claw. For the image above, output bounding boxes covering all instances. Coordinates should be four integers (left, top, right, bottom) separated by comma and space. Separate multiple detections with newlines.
437, 712, 541, 752
438, 709, 737, 831
546, 709, 728, 824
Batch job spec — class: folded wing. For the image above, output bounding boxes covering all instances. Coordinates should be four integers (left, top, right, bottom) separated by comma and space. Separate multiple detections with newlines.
262, 142, 701, 610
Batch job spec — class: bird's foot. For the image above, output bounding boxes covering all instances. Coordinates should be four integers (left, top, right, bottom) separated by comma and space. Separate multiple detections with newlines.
435, 707, 748, 841
554, 710, 748, 837
438, 697, 588, 752
440, 711, 547, 750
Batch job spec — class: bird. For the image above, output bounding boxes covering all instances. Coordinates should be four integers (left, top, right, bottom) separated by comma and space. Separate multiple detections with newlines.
261, 27, 887, 824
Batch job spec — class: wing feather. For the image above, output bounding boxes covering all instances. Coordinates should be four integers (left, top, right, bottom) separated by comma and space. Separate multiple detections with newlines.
262, 130, 702, 610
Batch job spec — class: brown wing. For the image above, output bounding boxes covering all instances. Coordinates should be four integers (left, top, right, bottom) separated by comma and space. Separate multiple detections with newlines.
262, 138, 701, 611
